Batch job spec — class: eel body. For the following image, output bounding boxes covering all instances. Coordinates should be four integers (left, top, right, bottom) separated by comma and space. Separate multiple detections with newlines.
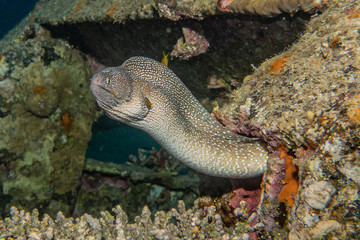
90, 56, 268, 178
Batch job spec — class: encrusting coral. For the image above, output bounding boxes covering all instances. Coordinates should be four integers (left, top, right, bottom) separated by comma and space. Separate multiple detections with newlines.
216, 0, 360, 238
277, 148, 299, 207
219, 0, 325, 16
171, 27, 210, 60
0, 26, 96, 217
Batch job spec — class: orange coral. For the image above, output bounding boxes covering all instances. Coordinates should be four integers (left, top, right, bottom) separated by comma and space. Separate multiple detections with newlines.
346, 93, 360, 124
74, 0, 86, 14
348, 10, 360, 19
33, 86, 46, 94
61, 112, 73, 132
329, 37, 341, 48
269, 55, 289, 74
107, 4, 119, 19
278, 148, 299, 207
299, 149, 307, 156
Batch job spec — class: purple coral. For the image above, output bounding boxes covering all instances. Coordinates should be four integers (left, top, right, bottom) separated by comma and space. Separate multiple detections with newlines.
81, 172, 129, 192
171, 27, 209, 60
229, 188, 261, 214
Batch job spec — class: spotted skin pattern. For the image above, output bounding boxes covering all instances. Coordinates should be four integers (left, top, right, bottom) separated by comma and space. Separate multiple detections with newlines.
90, 56, 268, 178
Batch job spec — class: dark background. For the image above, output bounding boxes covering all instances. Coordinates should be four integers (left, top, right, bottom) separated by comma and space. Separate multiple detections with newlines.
0, 0, 38, 39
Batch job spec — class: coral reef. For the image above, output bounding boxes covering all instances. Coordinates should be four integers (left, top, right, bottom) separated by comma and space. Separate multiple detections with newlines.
84, 150, 199, 192
222, 0, 325, 17
155, 0, 218, 21
26, 85, 59, 117
0, 26, 96, 217
171, 27, 210, 60
156, 0, 324, 20
0, 0, 309, 104
0, 0, 359, 238
216, 0, 360, 238
0, 196, 262, 239
75, 149, 199, 220
277, 148, 299, 207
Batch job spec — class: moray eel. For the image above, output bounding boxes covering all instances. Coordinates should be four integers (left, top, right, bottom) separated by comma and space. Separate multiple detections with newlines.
90, 56, 268, 178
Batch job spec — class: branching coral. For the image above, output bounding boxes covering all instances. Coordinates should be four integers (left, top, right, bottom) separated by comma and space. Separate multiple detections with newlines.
0, 200, 259, 239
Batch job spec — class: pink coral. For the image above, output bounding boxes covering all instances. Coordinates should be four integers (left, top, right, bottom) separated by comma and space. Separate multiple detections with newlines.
229, 188, 261, 213
171, 27, 209, 60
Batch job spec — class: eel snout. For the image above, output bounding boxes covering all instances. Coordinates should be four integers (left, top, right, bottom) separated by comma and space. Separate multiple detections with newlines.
90, 67, 133, 109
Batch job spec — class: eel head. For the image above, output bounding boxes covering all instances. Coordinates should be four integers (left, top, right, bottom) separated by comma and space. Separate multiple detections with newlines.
90, 66, 150, 125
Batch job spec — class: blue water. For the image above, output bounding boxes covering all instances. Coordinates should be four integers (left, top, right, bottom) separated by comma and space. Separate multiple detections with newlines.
86, 116, 160, 163
0, 0, 39, 39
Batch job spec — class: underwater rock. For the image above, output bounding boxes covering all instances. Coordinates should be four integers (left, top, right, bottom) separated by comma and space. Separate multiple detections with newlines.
303, 180, 335, 210
0, 26, 96, 217
0, 55, 9, 78
80, 172, 130, 192
338, 162, 360, 186
77, 155, 199, 220
229, 188, 261, 214
217, 0, 360, 238
84, 156, 200, 192
26, 85, 59, 117
309, 220, 342, 239
0, 78, 15, 114
225, 0, 325, 17
171, 27, 210, 60
0, 79, 15, 100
